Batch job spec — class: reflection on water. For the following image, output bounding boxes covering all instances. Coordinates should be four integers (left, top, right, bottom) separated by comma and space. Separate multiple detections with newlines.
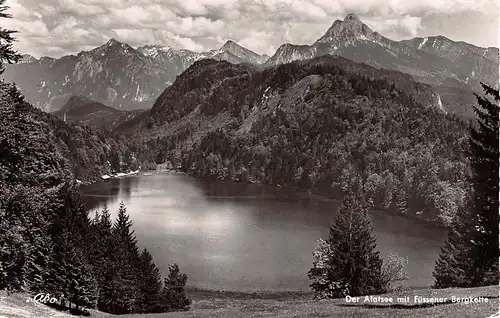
84, 177, 139, 212
81, 173, 447, 291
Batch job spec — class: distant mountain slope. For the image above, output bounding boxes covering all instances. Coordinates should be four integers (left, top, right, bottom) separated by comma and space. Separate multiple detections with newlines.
52, 95, 144, 130
217, 40, 269, 64
401, 36, 499, 64
3, 39, 170, 112
119, 56, 470, 225
400, 36, 499, 88
0, 83, 125, 183
267, 13, 498, 91
265, 13, 498, 119
2, 39, 270, 112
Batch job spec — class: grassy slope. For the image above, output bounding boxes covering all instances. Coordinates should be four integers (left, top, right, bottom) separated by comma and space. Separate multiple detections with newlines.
104, 286, 498, 317
2, 286, 498, 317
0, 291, 73, 318
120, 286, 499, 318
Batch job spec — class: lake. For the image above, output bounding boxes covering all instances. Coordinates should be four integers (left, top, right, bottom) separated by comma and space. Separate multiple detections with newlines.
80, 172, 447, 292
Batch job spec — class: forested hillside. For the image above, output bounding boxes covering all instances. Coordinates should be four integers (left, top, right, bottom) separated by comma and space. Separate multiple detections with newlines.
0, 85, 140, 183
122, 56, 471, 226
0, 80, 190, 315
23, 104, 119, 182
52, 96, 144, 130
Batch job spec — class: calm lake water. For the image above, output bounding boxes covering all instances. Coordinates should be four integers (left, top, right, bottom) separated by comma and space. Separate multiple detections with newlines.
80, 172, 447, 292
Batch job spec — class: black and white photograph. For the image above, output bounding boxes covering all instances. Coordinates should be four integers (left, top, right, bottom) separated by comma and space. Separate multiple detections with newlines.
0, 0, 498, 317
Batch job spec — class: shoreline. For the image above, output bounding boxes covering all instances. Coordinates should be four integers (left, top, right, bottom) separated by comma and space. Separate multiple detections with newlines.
187, 173, 450, 229
76, 169, 140, 186
78, 169, 449, 229
100, 169, 140, 181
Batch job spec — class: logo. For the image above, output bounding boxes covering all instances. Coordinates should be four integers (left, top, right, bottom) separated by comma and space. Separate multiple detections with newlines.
27, 293, 60, 304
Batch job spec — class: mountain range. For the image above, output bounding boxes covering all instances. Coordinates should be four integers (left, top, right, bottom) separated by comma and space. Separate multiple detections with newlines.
2, 39, 268, 112
267, 13, 498, 91
2, 13, 498, 119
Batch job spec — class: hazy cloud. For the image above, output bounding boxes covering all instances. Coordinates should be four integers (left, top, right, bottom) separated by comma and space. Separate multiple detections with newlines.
3, 0, 499, 58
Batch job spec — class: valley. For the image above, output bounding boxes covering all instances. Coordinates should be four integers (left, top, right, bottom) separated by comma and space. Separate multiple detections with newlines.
117, 56, 471, 227
0, 5, 498, 318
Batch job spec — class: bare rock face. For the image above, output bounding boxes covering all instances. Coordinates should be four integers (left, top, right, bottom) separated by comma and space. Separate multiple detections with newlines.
316, 13, 378, 45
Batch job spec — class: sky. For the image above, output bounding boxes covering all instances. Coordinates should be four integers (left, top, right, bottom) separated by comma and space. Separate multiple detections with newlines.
4, 0, 500, 58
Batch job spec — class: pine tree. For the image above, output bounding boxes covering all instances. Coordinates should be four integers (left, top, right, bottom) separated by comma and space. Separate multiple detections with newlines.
44, 184, 98, 310
0, 184, 59, 294
0, 24, 71, 292
65, 247, 98, 310
54, 184, 91, 247
94, 203, 144, 314
467, 83, 499, 285
45, 234, 70, 305
0, 0, 22, 75
308, 237, 334, 298
100, 204, 113, 230
24, 225, 53, 294
0, 202, 26, 292
46, 240, 98, 310
113, 202, 139, 259
110, 202, 140, 313
433, 200, 477, 288
136, 248, 163, 313
159, 264, 191, 312
99, 235, 137, 314
308, 188, 385, 298
88, 205, 116, 311
434, 83, 499, 287
108, 242, 138, 314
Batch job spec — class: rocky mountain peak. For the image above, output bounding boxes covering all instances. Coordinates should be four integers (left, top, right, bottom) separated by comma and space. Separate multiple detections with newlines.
344, 13, 361, 24
219, 40, 245, 55
19, 54, 37, 64
218, 40, 266, 64
265, 43, 316, 65
39, 56, 55, 64
5, 18, 497, 117
220, 40, 238, 50
138, 44, 172, 57
92, 38, 135, 56
316, 13, 377, 45
106, 38, 121, 46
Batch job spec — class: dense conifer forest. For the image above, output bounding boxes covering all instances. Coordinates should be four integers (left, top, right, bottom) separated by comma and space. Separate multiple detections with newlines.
0, 80, 191, 314
0, 2, 190, 313
433, 83, 499, 288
